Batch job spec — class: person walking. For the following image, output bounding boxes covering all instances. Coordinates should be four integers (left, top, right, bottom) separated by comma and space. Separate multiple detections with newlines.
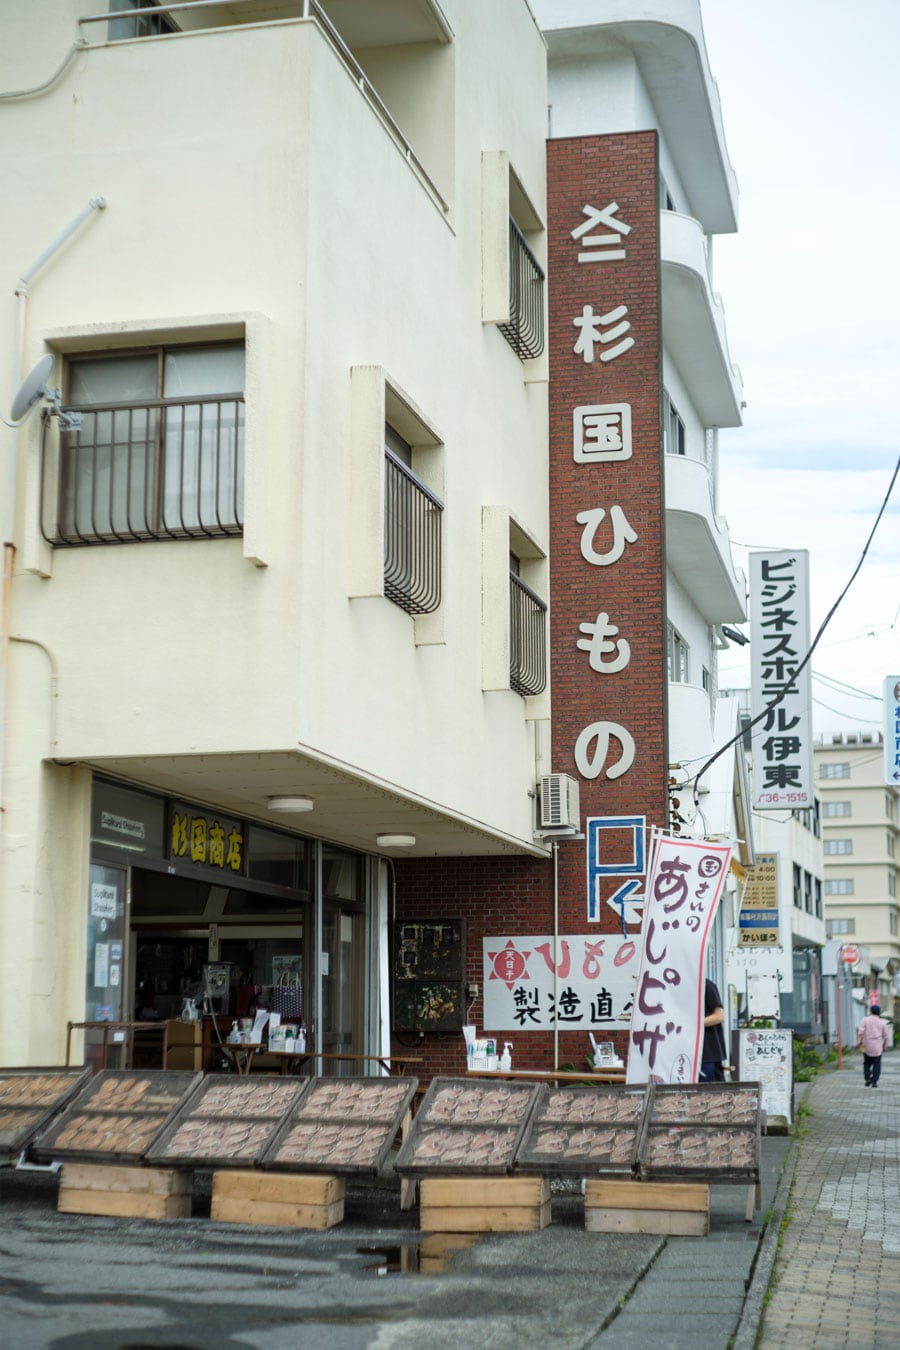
857, 1003, 890, 1086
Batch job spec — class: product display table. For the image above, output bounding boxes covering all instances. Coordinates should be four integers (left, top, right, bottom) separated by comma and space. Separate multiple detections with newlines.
215, 1043, 266, 1076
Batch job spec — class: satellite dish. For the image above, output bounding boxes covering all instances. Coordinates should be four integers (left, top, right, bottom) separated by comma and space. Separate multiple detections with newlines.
9, 354, 55, 423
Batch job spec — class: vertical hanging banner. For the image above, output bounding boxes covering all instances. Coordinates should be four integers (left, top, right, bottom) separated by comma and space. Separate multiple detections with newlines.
884, 676, 900, 787
547, 132, 667, 936
626, 835, 732, 1084
749, 550, 813, 810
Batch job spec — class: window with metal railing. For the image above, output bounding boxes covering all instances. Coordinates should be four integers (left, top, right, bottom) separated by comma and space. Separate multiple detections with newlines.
509, 571, 547, 696
43, 344, 244, 545
383, 439, 443, 617
498, 217, 545, 361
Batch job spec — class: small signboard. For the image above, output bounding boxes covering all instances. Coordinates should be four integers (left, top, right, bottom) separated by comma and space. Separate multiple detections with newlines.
738, 854, 779, 947
738, 1028, 792, 1124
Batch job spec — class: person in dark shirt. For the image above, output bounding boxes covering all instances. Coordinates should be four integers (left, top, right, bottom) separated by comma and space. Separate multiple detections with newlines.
699, 978, 727, 1082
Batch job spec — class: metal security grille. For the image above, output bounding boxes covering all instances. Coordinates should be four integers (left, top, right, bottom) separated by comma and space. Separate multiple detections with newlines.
43, 394, 244, 544
384, 451, 443, 616
509, 572, 547, 696
498, 217, 545, 361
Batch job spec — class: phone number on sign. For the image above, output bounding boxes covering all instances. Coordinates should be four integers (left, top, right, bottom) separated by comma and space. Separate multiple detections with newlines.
758, 792, 809, 805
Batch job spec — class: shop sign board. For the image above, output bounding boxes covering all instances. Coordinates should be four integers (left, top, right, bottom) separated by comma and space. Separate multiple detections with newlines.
547, 131, 668, 929
749, 550, 813, 810
482, 932, 639, 1031
169, 800, 244, 874
738, 853, 780, 947
738, 1028, 793, 1123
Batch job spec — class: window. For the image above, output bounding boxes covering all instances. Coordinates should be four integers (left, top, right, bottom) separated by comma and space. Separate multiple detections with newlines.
509, 552, 547, 697
51, 343, 244, 544
483, 155, 545, 363
498, 217, 545, 360
824, 839, 853, 855
820, 762, 850, 779
701, 666, 711, 693
663, 392, 686, 456
793, 863, 802, 910
888, 794, 897, 820
815, 876, 822, 918
666, 623, 689, 683
823, 801, 851, 817
804, 870, 814, 914
825, 880, 855, 896
826, 918, 856, 936
383, 424, 443, 616
888, 833, 896, 857
108, 0, 175, 39
891, 909, 898, 936
890, 873, 897, 898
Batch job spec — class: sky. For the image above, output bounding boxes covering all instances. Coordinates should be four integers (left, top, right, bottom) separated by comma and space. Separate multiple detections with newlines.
698, 0, 900, 741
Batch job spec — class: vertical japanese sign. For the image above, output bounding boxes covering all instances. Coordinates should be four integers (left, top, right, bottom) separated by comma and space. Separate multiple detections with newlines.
884, 676, 900, 787
547, 133, 667, 936
626, 835, 731, 1084
749, 550, 813, 809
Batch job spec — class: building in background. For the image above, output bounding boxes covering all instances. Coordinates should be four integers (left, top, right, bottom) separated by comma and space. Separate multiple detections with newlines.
815, 732, 900, 1017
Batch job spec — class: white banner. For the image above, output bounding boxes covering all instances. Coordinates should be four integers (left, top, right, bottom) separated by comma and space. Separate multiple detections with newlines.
626, 834, 731, 1084
482, 933, 639, 1031
750, 550, 813, 809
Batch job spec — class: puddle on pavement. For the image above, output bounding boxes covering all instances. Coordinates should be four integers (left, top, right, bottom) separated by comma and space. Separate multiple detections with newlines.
357, 1233, 482, 1276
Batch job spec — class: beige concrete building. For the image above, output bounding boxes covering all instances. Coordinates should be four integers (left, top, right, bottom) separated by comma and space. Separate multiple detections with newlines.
1, 0, 552, 1065
815, 732, 900, 1012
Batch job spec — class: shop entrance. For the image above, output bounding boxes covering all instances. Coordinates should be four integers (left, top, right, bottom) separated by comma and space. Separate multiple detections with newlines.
130, 868, 309, 1029
86, 778, 376, 1075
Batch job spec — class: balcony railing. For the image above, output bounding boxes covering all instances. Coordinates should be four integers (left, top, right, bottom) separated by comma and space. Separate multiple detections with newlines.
509, 573, 547, 696
41, 394, 244, 545
498, 218, 545, 361
384, 451, 443, 616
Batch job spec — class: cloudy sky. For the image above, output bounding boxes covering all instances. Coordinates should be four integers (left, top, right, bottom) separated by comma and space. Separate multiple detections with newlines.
699, 0, 900, 740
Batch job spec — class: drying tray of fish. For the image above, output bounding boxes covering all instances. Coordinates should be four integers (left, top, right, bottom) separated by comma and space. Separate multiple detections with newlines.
146, 1075, 308, 1169
515, 1084, 648, 1175
31, 1070, 201, 1165
0, 1067, 92, 1166
261, 1077, 419, 1174
636, 1082, 762, 1182
394, 1077, 542, 1176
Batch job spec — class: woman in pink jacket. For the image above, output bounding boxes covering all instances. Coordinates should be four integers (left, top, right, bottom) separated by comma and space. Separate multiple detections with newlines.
858, 1005, 890, 1087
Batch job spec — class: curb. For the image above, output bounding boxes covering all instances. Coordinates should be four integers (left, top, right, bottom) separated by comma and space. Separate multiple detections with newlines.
731, 1077, 815, 1349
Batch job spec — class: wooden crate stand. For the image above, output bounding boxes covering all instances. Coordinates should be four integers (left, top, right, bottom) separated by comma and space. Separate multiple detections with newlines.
58, 1163, 192, 1220
584, 1179, 709, 1236
211, 1170, 345, 1230
419, 1176, 550, 1232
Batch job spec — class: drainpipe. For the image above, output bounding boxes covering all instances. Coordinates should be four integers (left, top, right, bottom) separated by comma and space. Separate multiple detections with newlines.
1, 197, 106, 820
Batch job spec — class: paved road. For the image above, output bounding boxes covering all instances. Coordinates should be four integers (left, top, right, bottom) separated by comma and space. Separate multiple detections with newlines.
758, 1051, 900, 1349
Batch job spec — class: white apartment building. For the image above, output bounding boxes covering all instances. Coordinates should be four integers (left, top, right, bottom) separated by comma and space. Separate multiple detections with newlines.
815, 732, 900, 1014
1, 0, 552, 1066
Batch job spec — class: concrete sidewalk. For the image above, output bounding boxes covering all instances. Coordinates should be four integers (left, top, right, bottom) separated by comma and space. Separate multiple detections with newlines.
752, 1050, 900, 1349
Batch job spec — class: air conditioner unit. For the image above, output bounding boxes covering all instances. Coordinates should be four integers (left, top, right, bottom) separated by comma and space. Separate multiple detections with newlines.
539, 774, 580, 830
